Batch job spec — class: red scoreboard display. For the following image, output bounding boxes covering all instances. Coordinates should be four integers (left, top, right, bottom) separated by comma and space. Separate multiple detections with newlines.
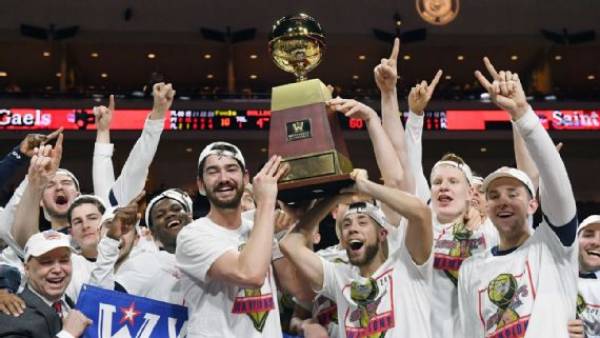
0, 107, 598, 131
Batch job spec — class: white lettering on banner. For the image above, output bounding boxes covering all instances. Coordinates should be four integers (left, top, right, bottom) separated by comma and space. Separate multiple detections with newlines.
0, 109, 51, 126
98, 303, 186, 338
552, 110, 599, 129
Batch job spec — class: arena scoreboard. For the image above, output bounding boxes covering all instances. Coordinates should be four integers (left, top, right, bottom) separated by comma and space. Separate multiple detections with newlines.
0, 107, 598, 131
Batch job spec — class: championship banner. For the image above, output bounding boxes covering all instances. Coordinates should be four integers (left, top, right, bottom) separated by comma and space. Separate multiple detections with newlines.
76, 284, 188, 338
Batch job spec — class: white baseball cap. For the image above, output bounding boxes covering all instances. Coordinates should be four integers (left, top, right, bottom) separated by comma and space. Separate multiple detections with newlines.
24, 230, 72, 261
482, 167, 536, 198
336, 201, 390, 239
197, 141, 245, 170
578, 215, 600, 234
145, 188, 193, 228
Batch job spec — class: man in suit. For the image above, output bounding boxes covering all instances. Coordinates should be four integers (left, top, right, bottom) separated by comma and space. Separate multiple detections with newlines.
0, 230, 91, 338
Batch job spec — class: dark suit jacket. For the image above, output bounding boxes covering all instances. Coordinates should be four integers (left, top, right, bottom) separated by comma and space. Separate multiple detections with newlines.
0, 287, 73, 338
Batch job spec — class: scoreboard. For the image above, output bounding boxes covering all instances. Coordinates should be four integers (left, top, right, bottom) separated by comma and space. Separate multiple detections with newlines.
0, 107, 598, 131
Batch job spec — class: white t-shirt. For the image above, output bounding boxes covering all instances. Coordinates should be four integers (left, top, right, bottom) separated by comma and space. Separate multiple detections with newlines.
116, 250, 183, 305
311, 245, 348, 338
176, 216, 282, 338
432, 216, 498, 337
318, 225, 433, 338
578, 275, 600, 337
458, 222, 578, 338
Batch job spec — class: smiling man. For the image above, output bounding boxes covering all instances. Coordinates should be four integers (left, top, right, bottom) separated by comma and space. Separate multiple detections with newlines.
112, 188, 194, 303
458, 60, 578, 338
280, 169, 433, 338
176, 141, 288, 338
0, 230, 92, 338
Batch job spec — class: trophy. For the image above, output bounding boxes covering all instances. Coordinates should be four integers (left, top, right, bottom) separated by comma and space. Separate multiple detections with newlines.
268, 13, 354, 202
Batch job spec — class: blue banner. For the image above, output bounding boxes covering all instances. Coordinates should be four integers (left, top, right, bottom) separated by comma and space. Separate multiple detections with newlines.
76, 284, 188, 338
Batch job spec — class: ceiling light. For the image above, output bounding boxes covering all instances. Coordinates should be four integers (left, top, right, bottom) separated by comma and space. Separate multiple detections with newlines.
457, 55, 464, 61
480, 147, 487, 153
403, 55, 411, 60
358, 55, 366, 60
55, 72, 62, 77
249, 54, 258, 59
554, 55, 562, 61
587, 74, 596, 80
45, 86, 53, 90
249, 74, 258, 79
203, 53, 212, 59
43, 51, 51, 57
0, 71, 7, 77
91, 52, 99, 58
206, 74, 214, 79
510, 55, 518, 61
101, 73, 108, 78
147, 53, 156, 59
445, 75, 452, 80
352, 75, 359, 80
185, 148, 193, 153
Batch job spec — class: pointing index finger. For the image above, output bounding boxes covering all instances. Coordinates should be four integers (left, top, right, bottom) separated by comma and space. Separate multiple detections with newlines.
108, 94, 115, 111
428, 69, 443, 94
389, 38, 400, 61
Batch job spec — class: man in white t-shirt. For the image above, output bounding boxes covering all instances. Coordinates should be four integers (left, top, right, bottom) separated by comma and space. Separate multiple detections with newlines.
115, 188, 193, 304
458, 59, 578, 338
280, 169, 433, 338
176, 142, 288, 338
568, 215, 600, 338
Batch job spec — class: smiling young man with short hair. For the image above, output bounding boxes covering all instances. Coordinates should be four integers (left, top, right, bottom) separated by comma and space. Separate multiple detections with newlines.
458, 59, 578, 338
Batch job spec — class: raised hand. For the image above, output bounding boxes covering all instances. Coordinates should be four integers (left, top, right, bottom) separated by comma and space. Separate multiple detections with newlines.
252, 156, 289, 206
408, 70, 443, 115
18, 127, 63, 158
475, 57, 529, 120
150, 82, 176, 119
106, 191, 145, 240
327, 97, 378, 123
93, 94, 115, 133
27, 133, 63, 189
374, 38, 400, 93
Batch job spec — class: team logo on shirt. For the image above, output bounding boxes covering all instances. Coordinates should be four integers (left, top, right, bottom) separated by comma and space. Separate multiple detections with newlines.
231, 243, 275, 332
577, 293, 600, 336
434, 221, 487, 285
343, 271, 395, 338
314, 295, 338, 327
479, 267, 535, 338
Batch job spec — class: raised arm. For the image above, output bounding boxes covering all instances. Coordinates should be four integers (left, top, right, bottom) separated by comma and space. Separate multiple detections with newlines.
106, 83, 174, 207
92, 95, 116, 204
350, 169, 433, 264
327, 98, 404, 226
11, 134, 63, 248
206, 156, 287, 288
273, 196, 342, 302
475, 57, 576, 230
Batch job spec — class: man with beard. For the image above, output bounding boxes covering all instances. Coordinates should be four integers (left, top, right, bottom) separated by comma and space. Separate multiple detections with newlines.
280, 169, 433, 338
176, 142, 288, 338
110, 188, 193, 303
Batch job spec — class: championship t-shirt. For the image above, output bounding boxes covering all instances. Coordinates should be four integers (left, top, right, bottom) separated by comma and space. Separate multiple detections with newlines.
176, 217, 282, 338
319, 225, 433, 338
458, 219, 578, 338
312, 245, 349, 338
578, 275, 600, 337
432, 216, 498, 337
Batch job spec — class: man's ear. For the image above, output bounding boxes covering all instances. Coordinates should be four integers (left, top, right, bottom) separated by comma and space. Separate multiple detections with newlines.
378, 227, 388, 243
197, 176, 206, 195
243, 169, 250, 186
527, 197, 539, 215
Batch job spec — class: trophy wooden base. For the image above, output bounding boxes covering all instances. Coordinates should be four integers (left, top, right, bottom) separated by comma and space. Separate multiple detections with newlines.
277, 174, 354, 203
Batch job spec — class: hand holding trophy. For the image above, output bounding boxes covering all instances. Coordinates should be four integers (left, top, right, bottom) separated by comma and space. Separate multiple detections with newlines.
268, 13, 354, 202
